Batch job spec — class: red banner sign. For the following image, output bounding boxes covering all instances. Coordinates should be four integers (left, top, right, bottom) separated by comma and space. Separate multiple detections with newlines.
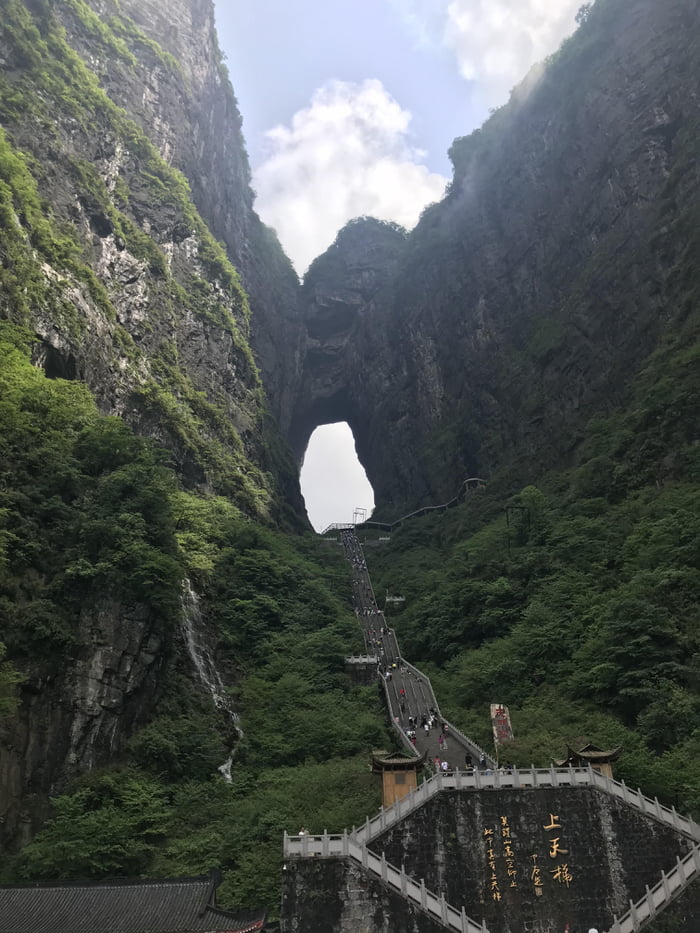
490, 704, 514, 747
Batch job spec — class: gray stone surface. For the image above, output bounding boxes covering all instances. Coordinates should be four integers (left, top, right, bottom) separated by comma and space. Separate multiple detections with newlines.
281, 787, 700, 932
281, 859, 446, 933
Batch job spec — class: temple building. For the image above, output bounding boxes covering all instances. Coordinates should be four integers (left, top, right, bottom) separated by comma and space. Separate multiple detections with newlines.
371, 750, 427, 807
0, 870, 266, 933
554, 742, 623, 779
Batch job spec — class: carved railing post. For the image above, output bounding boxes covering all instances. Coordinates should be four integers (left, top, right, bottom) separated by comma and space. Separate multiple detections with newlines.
629, 897, 639, 927
660, 866, 671, 899
644, 884, 655, 919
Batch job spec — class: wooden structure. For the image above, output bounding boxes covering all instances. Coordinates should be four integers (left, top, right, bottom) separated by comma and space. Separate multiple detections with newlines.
554, 742, 623, 779
371, 750, 426, 807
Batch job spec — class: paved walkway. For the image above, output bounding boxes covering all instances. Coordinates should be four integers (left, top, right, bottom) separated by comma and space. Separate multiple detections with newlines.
341, 529, 493, 772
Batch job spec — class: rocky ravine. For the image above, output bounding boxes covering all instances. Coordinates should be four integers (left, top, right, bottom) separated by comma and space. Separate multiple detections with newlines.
0, 0, 698, 848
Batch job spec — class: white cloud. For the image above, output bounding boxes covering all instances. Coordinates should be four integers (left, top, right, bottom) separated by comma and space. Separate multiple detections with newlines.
444, 0, 581, 103
253, 79, 447, 274
386, 0, 445, 50
389, 0, 581, 107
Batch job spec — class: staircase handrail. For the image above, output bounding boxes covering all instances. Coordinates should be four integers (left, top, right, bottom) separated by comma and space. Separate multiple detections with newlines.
443, 719, 495, 770
283, 830, 490, 932
587, 766, 700, 841
346, 765, 700, 847
320, 478, 487, 537
284, 771, 700, 931
380, 675, 424, 757
606, 844, 700, 933
397, 659, 495, 769
350, 767, 593, 845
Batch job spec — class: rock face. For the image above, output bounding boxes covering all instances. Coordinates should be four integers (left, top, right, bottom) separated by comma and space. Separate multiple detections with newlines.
0, 0, 302, 846
1, 0, 303, 489
289, 219, 407, 487
1, 600, 164, 849
64, 0, 304, 435
281, 859, 446, 933
281, 787, 698, 932
291, 0, 700, 513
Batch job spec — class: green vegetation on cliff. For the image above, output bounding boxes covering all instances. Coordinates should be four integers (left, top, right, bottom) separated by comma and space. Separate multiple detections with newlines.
1, 0, 698, 924
0, 324, 181, 658
0, 327, 386, 907
366, 317, 700, 809
0, 0, 277, 517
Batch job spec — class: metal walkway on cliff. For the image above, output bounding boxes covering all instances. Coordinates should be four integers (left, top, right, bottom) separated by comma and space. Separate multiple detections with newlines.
321, 476, 486, 536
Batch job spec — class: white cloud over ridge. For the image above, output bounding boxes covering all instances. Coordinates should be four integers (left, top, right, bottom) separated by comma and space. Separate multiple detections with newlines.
391, 0, 581, 105
444, 0, 581, 103
253, 79, 447, 274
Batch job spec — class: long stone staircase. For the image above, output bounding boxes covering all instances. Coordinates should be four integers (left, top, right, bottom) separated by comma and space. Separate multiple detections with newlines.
340, 528, 495, 770
284, 526, 700, 932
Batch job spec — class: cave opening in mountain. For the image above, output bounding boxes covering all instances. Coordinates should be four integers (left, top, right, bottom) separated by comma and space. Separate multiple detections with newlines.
299, 422, 375, 533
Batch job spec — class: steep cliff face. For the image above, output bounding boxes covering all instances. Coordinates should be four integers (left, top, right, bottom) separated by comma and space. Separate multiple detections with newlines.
289, 219, 407, 481
1, 598, 164, 850
1, 0, 303, 489
0, 0, 303, 848
293, 0, 700, 512
58, 0, 304, 435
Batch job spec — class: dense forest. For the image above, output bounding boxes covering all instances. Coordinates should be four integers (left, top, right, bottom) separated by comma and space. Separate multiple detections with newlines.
0, 323, 387, 907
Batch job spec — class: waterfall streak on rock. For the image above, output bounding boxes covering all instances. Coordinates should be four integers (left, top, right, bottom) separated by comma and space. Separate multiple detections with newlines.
180, 580, 242, 781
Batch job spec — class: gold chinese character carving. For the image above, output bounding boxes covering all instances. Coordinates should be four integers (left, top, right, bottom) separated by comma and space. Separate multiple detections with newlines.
551, 863, 573, 887
543, 814, 562, 830
548, 838, 568, 859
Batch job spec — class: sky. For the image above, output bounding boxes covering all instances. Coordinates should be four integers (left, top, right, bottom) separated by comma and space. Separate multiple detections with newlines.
212, 0, 583, 530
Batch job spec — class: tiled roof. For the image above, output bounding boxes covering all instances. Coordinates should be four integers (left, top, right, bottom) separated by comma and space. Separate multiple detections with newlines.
371, 750, 427, 769
0, 872, 266, 933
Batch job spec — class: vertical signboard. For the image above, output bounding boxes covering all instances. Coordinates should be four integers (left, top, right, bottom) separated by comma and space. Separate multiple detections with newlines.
490, 703, 514, 747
